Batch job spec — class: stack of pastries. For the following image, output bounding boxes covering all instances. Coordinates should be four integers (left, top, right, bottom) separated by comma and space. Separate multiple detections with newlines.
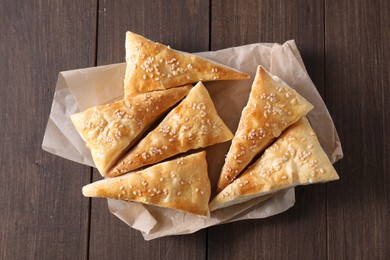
71, 32, 339, 218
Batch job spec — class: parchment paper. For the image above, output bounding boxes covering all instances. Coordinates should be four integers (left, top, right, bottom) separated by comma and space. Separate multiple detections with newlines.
42, 40, 343, 240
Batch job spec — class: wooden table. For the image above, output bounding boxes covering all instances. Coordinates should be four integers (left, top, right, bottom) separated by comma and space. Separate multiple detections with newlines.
1, 0, 389, 259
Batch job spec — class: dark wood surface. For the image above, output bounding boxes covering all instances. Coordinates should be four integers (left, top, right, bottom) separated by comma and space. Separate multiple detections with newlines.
1, 0, 388, 259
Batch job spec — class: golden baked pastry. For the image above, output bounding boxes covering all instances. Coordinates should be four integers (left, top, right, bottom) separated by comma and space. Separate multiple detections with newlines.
217, 66, 313, 192
83, 151, 211, 216
107, 81, 233, 178
210, 118, 339, 211
71, 85, 191, 176
124, 31, 250, 97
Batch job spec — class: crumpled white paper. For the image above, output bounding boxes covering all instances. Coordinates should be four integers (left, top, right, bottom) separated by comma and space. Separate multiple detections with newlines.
42, 40, 343, 240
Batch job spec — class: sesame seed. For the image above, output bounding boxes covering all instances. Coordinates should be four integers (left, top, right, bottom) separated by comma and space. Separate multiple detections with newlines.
195, 188, 199, 192
142, 152, 150, 159
177, 191, 181, 196
298, 151, 312, 161
143, 74, 147, 79
281, 175, 288, 180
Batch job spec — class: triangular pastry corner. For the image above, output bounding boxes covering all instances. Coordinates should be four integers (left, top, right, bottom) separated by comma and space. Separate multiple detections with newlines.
124, 31, 250, 97
83, 151, 211, 217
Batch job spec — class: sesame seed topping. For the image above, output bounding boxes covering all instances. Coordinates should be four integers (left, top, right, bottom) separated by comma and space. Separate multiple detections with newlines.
281, 175, 288, 180
176, 191, 181, 196
142, 152, 150, 159
298, 151, 312, 161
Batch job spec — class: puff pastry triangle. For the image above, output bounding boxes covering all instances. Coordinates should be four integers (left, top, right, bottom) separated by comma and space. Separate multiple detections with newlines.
217, 66, 314, 192
124, 31, 250, 97
107, 81, 233, 178
83, 151, 211, 216
210, 118, 339, 211
71, 85, 191, 176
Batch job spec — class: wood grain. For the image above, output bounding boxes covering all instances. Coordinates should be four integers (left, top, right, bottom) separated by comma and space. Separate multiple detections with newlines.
208, 1, 327, 259
325, 0, 390, 258
0, 0, 96, 259
88, 1, 209, 259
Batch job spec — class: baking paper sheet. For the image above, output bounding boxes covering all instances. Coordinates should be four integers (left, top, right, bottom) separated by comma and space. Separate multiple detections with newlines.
42, 40, 343, 240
